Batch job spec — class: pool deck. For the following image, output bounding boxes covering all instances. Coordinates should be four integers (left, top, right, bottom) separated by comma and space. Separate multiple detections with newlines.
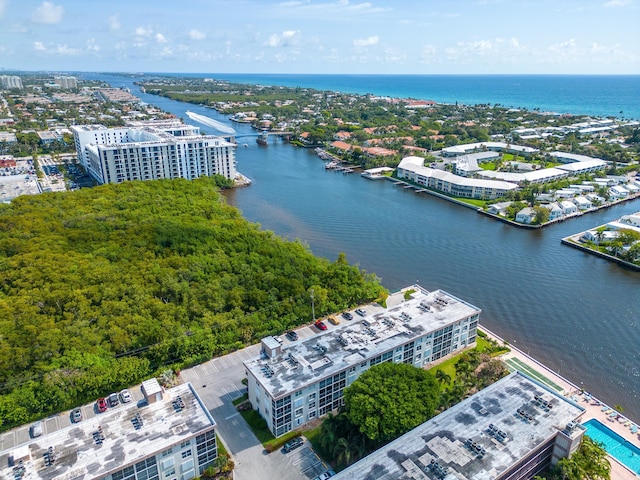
481, 325, 639, 478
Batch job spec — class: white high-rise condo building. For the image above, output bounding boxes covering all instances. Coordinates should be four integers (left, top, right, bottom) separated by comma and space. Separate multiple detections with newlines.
71, 120, 236, 185
54, 76, 78, 89
0, 76, 23, 90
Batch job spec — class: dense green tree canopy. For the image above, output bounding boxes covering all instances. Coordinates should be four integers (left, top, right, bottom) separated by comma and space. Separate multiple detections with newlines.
0, 177, 385, 429
344, 362, 439, 442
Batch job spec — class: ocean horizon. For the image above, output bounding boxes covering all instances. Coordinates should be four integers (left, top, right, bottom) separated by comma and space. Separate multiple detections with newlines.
119, 72, 640, 121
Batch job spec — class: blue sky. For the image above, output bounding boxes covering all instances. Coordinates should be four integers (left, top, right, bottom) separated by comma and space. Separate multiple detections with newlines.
1, 0, 639, 74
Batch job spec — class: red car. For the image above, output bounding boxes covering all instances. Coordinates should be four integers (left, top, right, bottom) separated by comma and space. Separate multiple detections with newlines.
315, 321, 327, 331
97, 397, 108, 413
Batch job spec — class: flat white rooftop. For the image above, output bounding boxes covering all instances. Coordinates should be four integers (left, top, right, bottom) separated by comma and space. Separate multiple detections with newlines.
333, 372, 585, 480
0, 383, 215, 480
245, 287, 480, 399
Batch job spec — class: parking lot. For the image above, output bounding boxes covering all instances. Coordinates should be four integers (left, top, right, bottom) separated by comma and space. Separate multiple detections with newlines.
181, 331, 334, 480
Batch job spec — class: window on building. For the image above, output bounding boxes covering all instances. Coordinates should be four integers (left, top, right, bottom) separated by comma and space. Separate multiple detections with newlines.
181, 450, 192, 459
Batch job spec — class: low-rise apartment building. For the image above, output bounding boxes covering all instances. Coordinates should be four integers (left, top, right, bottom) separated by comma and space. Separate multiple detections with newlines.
245, 285, 481, 437
332, 371, 586, 480
397, 156, 518, 200
0, 380, 217, 480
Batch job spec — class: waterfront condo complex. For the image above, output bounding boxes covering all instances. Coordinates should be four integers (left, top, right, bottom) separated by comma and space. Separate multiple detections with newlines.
71, 120, 236, 185
332, 371, 586, 480
0, 380, 218, 480
244, 285, 481, 437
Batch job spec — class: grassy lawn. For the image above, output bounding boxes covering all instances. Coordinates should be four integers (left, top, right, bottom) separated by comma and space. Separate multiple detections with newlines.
427, 334, 509, 390
304, 423, 325, 458
481, 162, 496, 171
238, 407, 302, 451
239, 408, 275, 445
459, 198, 489, 207
505, 357, 563, 392
216, 434, 228, 457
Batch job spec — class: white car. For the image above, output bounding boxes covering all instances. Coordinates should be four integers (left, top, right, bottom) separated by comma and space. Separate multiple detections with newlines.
120, 389, 133, 403
313, 473, 333, 480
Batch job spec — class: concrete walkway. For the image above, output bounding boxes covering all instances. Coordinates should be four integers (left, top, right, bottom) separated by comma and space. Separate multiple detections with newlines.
481, 325, 639, 478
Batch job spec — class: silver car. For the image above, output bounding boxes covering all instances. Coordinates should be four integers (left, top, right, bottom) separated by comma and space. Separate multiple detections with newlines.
120, 389, 133, 403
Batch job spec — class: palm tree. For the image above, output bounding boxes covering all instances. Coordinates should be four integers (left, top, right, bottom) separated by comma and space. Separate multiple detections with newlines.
435, 369, 451, 386
333, 437, 352, 466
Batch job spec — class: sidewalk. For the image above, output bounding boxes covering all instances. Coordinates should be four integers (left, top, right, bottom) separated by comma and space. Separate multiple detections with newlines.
480, 325, 639, 478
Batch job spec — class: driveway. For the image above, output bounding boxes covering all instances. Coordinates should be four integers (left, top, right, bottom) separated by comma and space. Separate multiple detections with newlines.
180, 342, 332, 480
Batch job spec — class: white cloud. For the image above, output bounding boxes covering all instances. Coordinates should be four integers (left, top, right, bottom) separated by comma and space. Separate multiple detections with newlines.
135, 26, 153, 38
420, 44, 438, 64
55, 44, 80, 56
87, 38, 100, 52
548, 38, 577, 53
31, 1, 63, 24
108, 15, 120, 31
32, 41, 80, 56
188, 29, 206, 40
353, 35, 379, 47
0, 0, 8, 17
603, 0, 632, 7
265, 30, 300, 47
155, 33, 167, 44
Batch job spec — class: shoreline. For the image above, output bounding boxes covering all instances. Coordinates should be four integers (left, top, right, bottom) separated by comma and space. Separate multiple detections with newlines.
479, 324, 640, 478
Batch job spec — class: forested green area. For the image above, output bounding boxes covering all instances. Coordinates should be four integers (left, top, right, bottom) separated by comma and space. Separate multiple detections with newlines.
0, 177, 385, 429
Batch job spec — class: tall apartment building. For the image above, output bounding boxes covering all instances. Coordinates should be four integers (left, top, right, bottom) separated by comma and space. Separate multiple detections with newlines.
245, 285, 481, 437
332, 371, 586, 480
0, 380, 218, 480
0, 75, 23, 90
54, 75, 78, 89
71, 120, 236, 185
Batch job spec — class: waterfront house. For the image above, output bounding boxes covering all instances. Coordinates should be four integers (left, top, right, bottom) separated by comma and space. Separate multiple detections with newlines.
573, 196, 592, 210
582, 230, 618, 244
516, 207, 536, 224
543, 202, 564, 221
609, 185, 628, 199
488, 201, 511, 216
586, 193, 605, 205
559, 201, 578, 215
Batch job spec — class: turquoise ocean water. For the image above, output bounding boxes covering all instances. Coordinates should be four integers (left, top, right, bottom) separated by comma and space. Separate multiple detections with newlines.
152, 73, 640, 120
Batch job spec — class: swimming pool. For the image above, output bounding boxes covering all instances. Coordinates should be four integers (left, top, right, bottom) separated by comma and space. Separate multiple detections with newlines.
582, 419, 640, 475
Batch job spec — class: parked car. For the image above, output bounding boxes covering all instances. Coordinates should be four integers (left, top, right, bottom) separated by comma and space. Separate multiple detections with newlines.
313, 472, 333, 480
315, 321, 327, 331
328, 316, 340, 325
120, 389, 133, 404
355, 308, 367, 317
30, 421, 43, 438
72, 408, 82, 423
341, 312, 353, 320
108, 392, 119, 407
283, 436, 304, 453
286, 330, 299, 341
97, 397, 108, 413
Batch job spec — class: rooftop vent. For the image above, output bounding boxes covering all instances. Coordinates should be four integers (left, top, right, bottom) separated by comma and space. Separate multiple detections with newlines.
93, 426, 105, 445
172, 395, 186, 412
